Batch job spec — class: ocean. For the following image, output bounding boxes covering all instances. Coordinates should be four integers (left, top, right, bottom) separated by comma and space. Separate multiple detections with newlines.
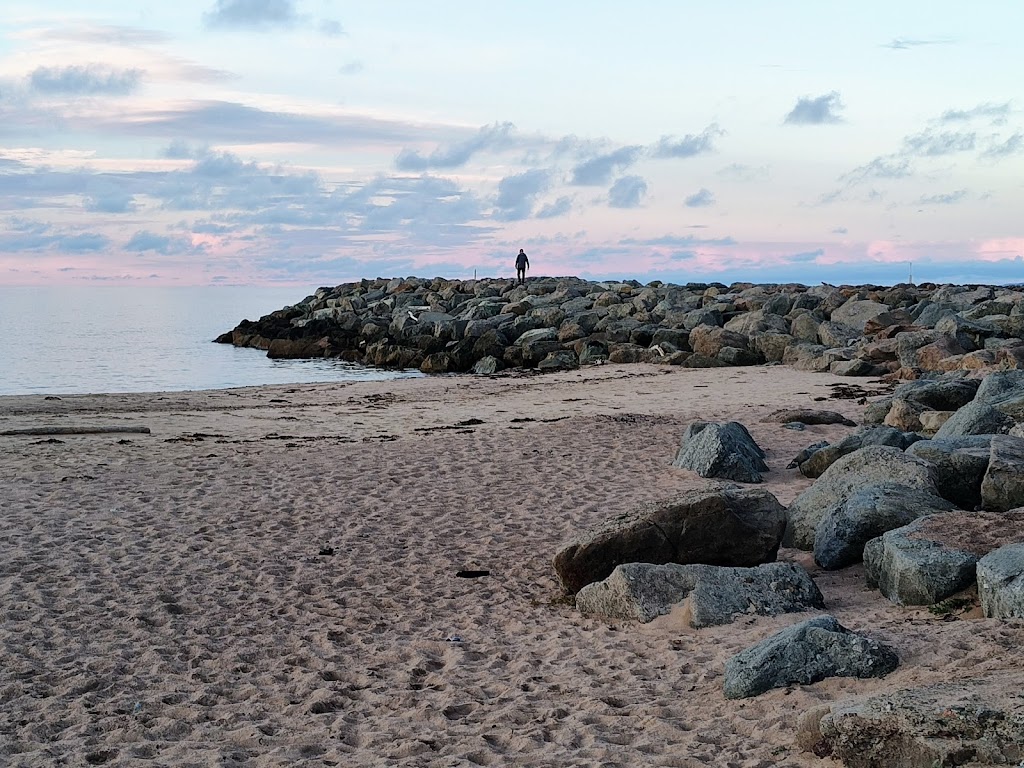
0, 286, 422, 396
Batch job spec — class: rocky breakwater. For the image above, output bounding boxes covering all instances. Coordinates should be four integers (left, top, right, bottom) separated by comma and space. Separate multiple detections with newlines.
215, 276, 1024, 377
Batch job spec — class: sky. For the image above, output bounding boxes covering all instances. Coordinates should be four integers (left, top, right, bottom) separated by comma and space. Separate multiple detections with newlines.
1, 1, 1024, 287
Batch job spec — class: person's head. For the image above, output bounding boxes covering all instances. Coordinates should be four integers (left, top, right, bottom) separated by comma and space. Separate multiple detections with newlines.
519, 248, 524, 254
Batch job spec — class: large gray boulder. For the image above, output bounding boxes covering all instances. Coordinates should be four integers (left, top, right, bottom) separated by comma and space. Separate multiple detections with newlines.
896, 375, 980, 412
553, 487, 786, 594
722, 615, 898, 699
831, 299, 890, 332
933, 401, 1014, 439
804, 676, 1024, 767
689, 324, 750, 357
672, 421, 768, 483
817, 321, 859, 348
575, 561, 824, 626
785, 447, 940, 550
981, 435, 1024, 512
906, 435, 992, 509
977, 542, 1024, 619
798, 426, 923, 479
813, 485, 958, 570
863, 513, 989, 605
537, 349, 579, 371
973, 369, 1024, 420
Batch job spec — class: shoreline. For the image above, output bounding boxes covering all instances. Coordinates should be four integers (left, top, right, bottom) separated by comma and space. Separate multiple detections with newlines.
2, 364, 1022, 765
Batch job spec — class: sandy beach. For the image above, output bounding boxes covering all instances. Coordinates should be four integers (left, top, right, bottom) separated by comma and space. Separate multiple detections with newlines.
2, 363, 1023, 767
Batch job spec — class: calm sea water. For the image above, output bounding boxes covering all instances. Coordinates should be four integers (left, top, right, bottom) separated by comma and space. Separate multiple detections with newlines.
0, 286, 422, 396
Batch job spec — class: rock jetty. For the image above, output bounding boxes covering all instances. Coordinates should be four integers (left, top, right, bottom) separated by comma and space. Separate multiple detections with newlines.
215, 276, 1024, 377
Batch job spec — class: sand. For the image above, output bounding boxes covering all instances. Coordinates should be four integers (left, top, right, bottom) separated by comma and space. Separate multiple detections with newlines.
1, 363, 1022, 767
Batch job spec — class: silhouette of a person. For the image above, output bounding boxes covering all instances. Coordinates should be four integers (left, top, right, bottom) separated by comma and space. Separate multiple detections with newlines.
515, 249, 529, 285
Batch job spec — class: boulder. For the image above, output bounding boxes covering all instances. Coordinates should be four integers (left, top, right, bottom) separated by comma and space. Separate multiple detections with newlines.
748, 331, 793, 362
722, 615, 898, 699
763, 409, 856, 426
914, 335, 969, 371
813, 485, 957, 570
576, 339, 608, 365
472, 355, 502, 375
552, 487, 786, 594
932, 401, 1014, 439
782, 342, 838, 372
717, 346, 763, 366
830, 359, 880, 377
981, 435, 1024, 512
790, 313, 822, 343
864, 510, 1024, 606
575, 561, 824, 626
672, 421, 768, 483
419, 351, 453, 374
785, 446, 939, 550
896, 329, 942, 367
882, 398, 930, 432
515, 327, 559, 346
831, 299, 890, 332
797, 426, 923, 479
917, 410, 953, 434
787, 440, 830, 469
689, 324, 749, 357
805, 676, 1024, 767
537, 350, 579, 371
974, 370, 1024, 420
977, 543, 1024, 619
906, 436, 991, 509
896, 376, 980, 411
818, 321, 859, 349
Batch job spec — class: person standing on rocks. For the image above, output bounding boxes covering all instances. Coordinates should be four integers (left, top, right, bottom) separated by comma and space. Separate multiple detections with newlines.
515, 248, 530, 285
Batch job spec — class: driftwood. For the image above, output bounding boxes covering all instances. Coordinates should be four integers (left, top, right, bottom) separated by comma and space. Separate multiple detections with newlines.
0, 426, 151, 436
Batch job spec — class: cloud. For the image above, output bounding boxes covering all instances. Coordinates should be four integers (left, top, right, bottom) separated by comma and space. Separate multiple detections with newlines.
571, 146, 642, 186
536, 196, 573, 219
881, 38, 953, 50
620, 234, 736, 247
163, 140, 198, 159
192, 150, 254, 177
717, 163, 770, 182
37, 24, 171, 46
395, 122, 516, 171
918, 189, 969, 205
982, 132, 1024, 160
902, 129, 976, 156
204, 0, 299, 30
841, 155, 913, 183
62, 234, 111, 252
684, 188, 715, 208
29, 65, 142, 96
784, 91, 844, 125
125, 231, 196, 254
940, 102, 1011, 124
608, 176, 647, 208
789, 248, 824, 262
652, 124, 725, 158
85, 192, 137, 213
339, 61, 364, 75
0, 221, 107, 253
831, 226, 848, 235
90, 100, 438, 147
493, 169, 551, 221
319, 19, 344, 36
